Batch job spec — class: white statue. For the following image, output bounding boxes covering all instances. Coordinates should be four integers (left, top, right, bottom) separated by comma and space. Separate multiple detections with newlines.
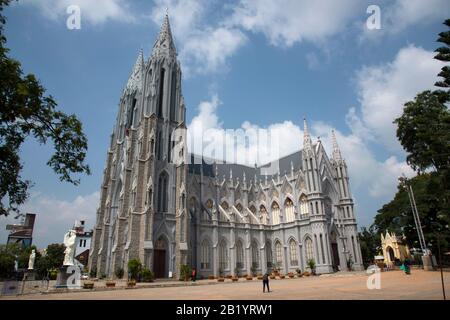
28, 249, 36, 270
63, 230, 77, 266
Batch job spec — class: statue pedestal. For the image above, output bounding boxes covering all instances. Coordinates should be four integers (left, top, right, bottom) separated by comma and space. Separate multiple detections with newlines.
422, 255, 433, 271
55, 266, 81, 289
23, 270, 36, 281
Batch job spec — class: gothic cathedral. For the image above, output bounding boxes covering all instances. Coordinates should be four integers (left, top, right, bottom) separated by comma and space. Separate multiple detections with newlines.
88, 15, 364, 279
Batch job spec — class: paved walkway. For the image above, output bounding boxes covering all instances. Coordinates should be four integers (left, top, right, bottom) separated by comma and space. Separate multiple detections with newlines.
1, 270, 449, 300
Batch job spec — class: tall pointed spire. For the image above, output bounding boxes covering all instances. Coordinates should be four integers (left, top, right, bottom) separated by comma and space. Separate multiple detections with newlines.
303, 118, 312, 150
125, 49, 144, 92
331, 129, 343, 161
152, 12, 177, 58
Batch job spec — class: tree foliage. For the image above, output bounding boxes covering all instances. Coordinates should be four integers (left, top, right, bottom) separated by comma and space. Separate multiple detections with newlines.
375, 19, 450, 256
435, 19, 450, 90
373, 174, 449, 254
358, 226, 380, 266
0, 0, 90, 216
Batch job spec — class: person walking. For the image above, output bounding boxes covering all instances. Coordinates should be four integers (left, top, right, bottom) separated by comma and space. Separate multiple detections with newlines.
191, 267, 197, 282
262, 273, 270, 293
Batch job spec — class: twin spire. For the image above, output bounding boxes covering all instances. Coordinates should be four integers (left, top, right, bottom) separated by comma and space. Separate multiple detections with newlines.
126, 13, 176, 90
152, 13, 177, 58
303, 118, 343, 161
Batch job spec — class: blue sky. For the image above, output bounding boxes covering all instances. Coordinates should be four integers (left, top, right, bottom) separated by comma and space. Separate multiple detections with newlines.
0, 0, 449, 248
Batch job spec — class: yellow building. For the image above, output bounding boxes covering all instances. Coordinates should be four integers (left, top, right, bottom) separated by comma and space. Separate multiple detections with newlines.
381, 231, 411, 265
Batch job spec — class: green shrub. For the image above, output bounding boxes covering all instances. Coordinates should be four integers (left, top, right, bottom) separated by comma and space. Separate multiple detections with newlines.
89, 267, 97, 278
115, 267, 124, 279
48, 269, 58, 280
180, 264, 191, 281
307, 259, 316, 273
142, 268, 154, 282
128, 259, 142, 281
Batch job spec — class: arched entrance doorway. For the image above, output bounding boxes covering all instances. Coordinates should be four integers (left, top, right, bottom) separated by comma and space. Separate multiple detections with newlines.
330, 231, 340, 271
387, 246, 395, 262
154, 236, 168, 278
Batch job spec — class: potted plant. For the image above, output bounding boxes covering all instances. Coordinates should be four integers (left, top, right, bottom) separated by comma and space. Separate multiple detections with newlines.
127, 279, 136, 287
257, 273, 263, 280
279, 274, 285, 279
269, 274, 275, 280
246, 275, 253, 280
288, 272, 294, 278
303, 271, 310, 277
208, 275, 215, 280
106, 280, 116, 288
83, 281, 94, 289
296, 268, 302, 277
307, 259, 316, 275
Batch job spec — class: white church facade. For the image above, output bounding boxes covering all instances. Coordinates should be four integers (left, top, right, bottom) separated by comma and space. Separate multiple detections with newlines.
88, 15, 363, 279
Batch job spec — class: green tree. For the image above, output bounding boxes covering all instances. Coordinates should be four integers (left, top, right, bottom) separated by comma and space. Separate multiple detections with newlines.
0, 243, 21, 279
358, 226, 380, 267
388, 19, 450, 255
434, 19, 450, 92
394, 90, 450, 174
373, 174, 449, 255
0, 0, 90, 217
127, 259, 142, 281
44, 243, 65, 269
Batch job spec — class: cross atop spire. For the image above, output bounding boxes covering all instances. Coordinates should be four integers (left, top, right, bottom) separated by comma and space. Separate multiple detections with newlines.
331, 129, 343, 161
152, 12, 177, 58
303, 118, 312, 150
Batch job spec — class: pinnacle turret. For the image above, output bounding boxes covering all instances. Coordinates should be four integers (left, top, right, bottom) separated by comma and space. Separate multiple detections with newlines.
303, 118, 312, 150
331, 129, 343, 161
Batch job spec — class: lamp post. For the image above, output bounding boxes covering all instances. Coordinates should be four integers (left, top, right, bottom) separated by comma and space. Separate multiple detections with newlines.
398, 175, 433, 270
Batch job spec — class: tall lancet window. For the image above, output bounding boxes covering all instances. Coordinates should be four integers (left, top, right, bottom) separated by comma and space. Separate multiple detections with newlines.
236, 240, 244, 269
158, 172, 168, 212
200, 239, 211, 270
299, 195, 309, 217
284, 198, 295, 223
271, 202, 280, 225
219, 239, 228, 271
305, 237, 314, 262
289, 239, 298, 266
251, 241, 260, 269
169, 69, 177, 121
157, 68, 165, 118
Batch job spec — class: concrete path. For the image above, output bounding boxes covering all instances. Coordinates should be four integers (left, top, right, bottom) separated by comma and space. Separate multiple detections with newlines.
1, 270, 449, 300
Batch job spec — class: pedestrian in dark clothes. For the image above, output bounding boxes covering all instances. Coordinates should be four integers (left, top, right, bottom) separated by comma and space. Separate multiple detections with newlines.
262, 273, 270, 293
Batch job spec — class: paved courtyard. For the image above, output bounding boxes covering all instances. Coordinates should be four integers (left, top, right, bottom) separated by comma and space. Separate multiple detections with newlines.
1, 270, 449, 300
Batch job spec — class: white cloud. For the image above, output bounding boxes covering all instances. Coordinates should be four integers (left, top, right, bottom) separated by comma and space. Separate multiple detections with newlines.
181, 27, 247, 74
0, 192, 99, 248
18, 0, 134, 24
187, 95, 415, 198
352, 45, 444, 151
150, 0, 247, 75
383, 0, 449, 34
229, 0, 363, 47
187, 95, 304, 168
